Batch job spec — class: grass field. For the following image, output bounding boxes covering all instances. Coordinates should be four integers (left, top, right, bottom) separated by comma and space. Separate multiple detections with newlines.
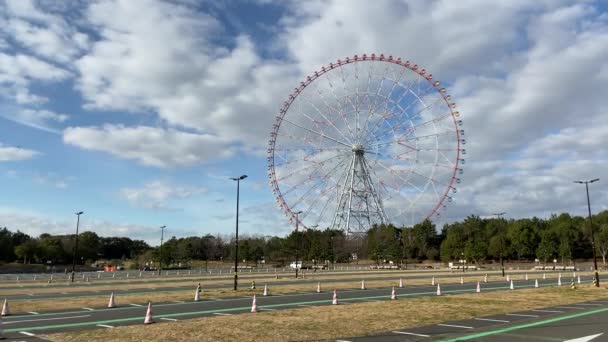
46, 285, 608, 342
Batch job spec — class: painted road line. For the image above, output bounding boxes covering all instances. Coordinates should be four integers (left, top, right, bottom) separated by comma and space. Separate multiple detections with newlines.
96, 324, 114, 329
555, 306, 586, 310
392, 331, 431, 337
27, 311, 39, 315
298, 304, 313, 307
439, 307, 608, 342
206, 298, 223, 301
27, 294, 34, 296
5, 315, 91, 324
506, 313, 540, 317
60, 292, 68, 294
20, 331, 36, 337
437, 323, 474, 329
531, 309, 564, 313
82, 307, 95, 311
172, 301, 185, 303
160, 318, 178, 321
213, 313, 232, 316
572, 303, 603, 306
129, 303, 143, 307
474, 318, 510, 323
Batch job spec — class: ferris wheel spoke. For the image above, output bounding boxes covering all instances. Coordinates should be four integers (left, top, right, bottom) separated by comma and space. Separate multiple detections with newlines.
296, 92, 354, 145
375, 160, 424, 194
357, 62, 395, 143
281, 118, 352, 148
312, 84, 357, 142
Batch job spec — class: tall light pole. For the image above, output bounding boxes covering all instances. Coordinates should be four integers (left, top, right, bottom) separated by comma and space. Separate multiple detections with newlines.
294, 211, 303, 279
70, 211, 84, 282
230, 175, 247, 290
158, 226, 166, 276
492, 212, 507, 277
574, 178, 600, 287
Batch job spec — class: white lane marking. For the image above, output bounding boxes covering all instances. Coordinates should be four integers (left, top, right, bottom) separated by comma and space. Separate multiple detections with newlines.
60, 292, 68, 294
160, 317, 178, 321
172, 300, 185, 303
213, 312, 232, 316
27, 311, 39, 315
474, 318, 510, 323
392, 331, 431, 337
5, 314, 91, 324
573, 303, 603, 306
437, 323, 474, 329
82, 307, 95, 311
20, 331, 36, 337
27, 293, 34, 296
129, 303, 143, 307
556, 306, 586, 310
531, 309, 564, 313
298, 304, 314, 307
564, 333, 604, 342
96, 324, 114, 329
506, 313, 540, 317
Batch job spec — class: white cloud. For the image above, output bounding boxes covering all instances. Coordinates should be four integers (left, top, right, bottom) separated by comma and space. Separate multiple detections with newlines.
0, 143, 40, 161
62, 125, 235, 168
119, 180, 207, 210
1, 108, 68, 133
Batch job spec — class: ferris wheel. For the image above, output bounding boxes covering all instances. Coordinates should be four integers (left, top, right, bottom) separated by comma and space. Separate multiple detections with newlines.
267, 54, 465, 233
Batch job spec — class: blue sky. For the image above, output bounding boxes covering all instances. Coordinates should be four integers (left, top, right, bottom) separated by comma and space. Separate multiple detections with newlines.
1, 0, 607, 245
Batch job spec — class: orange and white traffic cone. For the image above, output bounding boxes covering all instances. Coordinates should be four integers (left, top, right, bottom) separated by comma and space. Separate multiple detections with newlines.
263, 284, 268, 296
399, 278, 404, 288
317, 282, 321, 293
194, 285, 201, 302
476, 281, 481, 293
391, 287, 396, 300
484, 274, 488, 283
1, 299, 9, 316
510, 279, 514, 290
543, 273, 546, 280
251, 295, 257, 313
525, 273, 528, 281
558, 275, 562, 286
431, 276, 435, 286
577, 275, 581, 284
108, 292, 116, 308
436, 284, 441, 296
460, 277, 464, 285
361, 280, 366, 290
535, 279, 539, 288
332, 289, 338, 305
506, 275, 510, 282
144, 302, 154, 324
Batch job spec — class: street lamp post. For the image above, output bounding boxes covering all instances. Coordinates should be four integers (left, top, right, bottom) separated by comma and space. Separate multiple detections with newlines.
230, 175, 247, 291
294, 211, 303, 279
70, 211, 84, 282
574, 178, 600, 287
158, 226, 166, 276
492, 212, 507, 277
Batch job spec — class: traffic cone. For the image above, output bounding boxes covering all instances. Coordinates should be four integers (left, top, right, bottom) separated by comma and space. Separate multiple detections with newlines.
525, 273, 528, 281
578, 275, 581, 284
0, 312, 4, 339
571, 279, 576, 289
484, 274, 488, 283
506, 275, 510, 282
1, 299, 9, 316
535, 279, 539, 288
460, 277, 464, 285
510, 280, 514, 290
543, 273, 546, 279
436, 284, 441, 296
108, 292, 116, 308
332, 289, 338, 305
144, 302, 154, 324
431, 276, 435, 286
361, 280, 366, 290
250, 295, 257, 313
573, 272, 577, 278
476, 281, 481, 293
263, 284, 268, 296
558, 276, 562, 286
391, 287, 396, 300
194, 286, 201, 301
399, 278, 404, 288
317, 282, 321, 293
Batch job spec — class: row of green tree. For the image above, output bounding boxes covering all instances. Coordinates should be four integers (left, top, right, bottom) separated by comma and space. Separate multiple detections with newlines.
2, 210, 607, 266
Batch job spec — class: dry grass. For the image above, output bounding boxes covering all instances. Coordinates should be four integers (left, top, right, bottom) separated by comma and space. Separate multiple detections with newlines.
46, 285, 608, 342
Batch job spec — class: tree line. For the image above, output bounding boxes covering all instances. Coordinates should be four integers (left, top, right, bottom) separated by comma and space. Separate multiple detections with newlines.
1, 210, 607, 267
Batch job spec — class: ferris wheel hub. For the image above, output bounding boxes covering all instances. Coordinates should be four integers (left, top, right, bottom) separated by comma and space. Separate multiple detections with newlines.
351, 144, 365, 154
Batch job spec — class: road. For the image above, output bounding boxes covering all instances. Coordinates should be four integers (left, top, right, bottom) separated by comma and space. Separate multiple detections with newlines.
343, 296, 608, 341
0, 272, 583, 302
0, 277, 591, 341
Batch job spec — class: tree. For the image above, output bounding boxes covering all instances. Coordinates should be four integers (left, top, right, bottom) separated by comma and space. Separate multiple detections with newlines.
15, 240, 39, 264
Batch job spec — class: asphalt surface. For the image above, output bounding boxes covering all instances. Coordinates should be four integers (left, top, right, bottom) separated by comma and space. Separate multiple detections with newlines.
341, 296, 608, 341
0, 277, 592, 341
0, 271, 575, 302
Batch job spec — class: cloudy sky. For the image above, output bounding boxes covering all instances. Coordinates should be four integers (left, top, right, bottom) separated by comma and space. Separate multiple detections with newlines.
0, 0, 606, 245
